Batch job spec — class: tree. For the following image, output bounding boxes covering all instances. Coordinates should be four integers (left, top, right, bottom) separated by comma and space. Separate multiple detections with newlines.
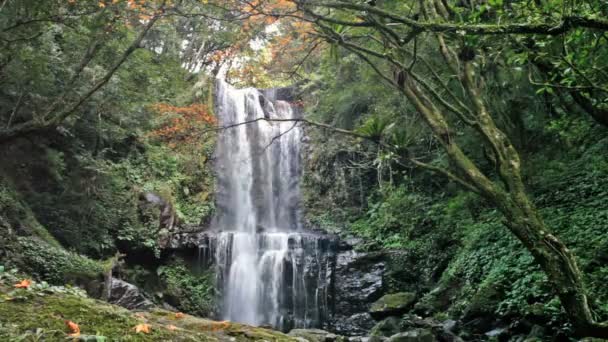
291, 0, 608, 337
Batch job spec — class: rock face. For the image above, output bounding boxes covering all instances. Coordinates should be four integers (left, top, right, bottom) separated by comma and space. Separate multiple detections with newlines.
108, 278, 154, 310
327, 250, 387, 335
369, 292, 417, 320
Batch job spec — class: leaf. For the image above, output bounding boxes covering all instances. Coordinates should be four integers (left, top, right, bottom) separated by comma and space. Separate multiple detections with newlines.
174, 312, 185, 319
14, 279, 32, 288
65, 320, 80, 337
134, 323, 151, 334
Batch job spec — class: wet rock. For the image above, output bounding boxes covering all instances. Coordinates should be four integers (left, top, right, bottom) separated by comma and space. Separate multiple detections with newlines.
484, 327, 509, 341
370, 292, 417, 320
370, 316, 403, 337
360, 337, 389, 342
108, 278, 153, 310
388, 329, 437, 342
328, 250, 387, 335
442, 320, 457, 333
330, 313, 376, 337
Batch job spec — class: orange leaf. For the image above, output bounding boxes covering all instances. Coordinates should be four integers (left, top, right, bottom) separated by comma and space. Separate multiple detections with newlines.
166, 324, 178, 331
174, 312, 185, 319
134, 323, 151, 334
65, 320, 80, 337
14, 279, 32, 288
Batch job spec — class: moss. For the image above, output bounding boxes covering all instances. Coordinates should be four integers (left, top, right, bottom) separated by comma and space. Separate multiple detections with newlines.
370, 292, 417, 319
0, 284, 295, 341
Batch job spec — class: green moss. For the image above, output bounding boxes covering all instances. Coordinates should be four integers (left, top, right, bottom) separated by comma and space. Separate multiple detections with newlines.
0, 284, 295, 341
370, 292, 417, 315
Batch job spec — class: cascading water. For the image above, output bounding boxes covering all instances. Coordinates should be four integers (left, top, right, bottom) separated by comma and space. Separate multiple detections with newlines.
207, 79, 334, 331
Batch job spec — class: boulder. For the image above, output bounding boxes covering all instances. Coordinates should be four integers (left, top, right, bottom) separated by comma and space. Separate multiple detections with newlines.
370, 292, 417, 320
388, 329, 437, 342
108, 278, 154, 310
370, 317, 403, 337
289, 328, 345, 342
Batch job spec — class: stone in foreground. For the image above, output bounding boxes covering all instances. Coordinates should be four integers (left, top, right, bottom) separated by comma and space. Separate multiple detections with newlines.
369, 292, 417, 320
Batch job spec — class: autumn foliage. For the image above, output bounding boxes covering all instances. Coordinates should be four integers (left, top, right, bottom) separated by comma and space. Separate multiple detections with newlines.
65, 320, 81, 337
149, 103, 215, 148
13, 279, 32, 288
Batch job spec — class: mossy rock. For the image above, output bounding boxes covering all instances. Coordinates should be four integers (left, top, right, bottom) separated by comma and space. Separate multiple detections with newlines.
388, 329, 437, 342
0, 282, 296, 341
370, 292, 417, 320
370, 316, 403, 337
288, 328, 332, 342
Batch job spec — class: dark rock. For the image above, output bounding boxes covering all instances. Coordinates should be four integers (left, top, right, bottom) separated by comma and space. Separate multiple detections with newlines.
361, 337, 389, 342
370, 292, 417, 320
388, 329, 437, 342
328, 250, 387, 335
400, 315, 463, 342
442, 320, 457, 333
370, 316, 403, 337
484, 327, 509, 341
330, 313, 377, 337
108, 278, 154, 310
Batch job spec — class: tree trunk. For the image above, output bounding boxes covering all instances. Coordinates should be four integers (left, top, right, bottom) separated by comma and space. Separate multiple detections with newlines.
497, 195, 608, 338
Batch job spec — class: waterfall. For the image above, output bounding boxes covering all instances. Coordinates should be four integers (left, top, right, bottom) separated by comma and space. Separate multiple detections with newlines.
209, 79, 333, 331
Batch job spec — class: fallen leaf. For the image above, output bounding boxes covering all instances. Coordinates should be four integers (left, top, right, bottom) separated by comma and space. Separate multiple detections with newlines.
14, 279, 32, 288
174, 312, 185, 319
166, 324, 178, 331
65, 320, 80, 337
134, 323, 151, 334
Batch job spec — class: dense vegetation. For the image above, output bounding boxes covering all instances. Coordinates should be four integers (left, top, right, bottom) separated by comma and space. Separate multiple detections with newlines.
1, 0, 607, 340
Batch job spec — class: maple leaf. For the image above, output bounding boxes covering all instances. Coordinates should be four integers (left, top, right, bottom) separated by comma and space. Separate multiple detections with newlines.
14, 279, 32, 288
174, 312, 185, 319
65, 320, 81, 337
134, 323, 151, 334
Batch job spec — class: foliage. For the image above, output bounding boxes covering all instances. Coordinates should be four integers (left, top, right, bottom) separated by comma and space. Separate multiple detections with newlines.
157, 259, 216, 317
10, 237, 104, 285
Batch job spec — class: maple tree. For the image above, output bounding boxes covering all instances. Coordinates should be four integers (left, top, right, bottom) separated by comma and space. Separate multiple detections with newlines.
149, 103, 216, 149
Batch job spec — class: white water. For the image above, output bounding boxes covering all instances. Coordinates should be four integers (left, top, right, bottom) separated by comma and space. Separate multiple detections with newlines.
211, 79, 328, 330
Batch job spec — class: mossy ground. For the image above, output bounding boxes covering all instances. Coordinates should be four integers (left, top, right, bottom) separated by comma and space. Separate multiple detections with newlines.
0, 282, 296, 341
